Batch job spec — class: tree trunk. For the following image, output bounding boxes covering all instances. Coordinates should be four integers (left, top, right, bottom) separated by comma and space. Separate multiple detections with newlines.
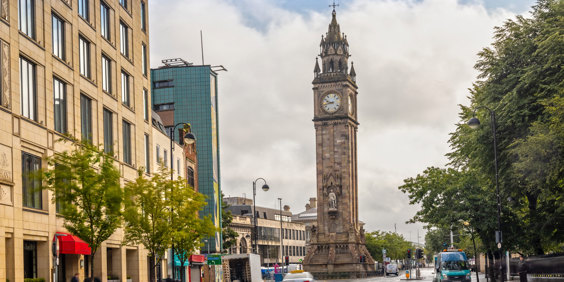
489, 251, 497, 282
149, 255, 156, 282
90, 253, 95, 282
527, 193, 544, 255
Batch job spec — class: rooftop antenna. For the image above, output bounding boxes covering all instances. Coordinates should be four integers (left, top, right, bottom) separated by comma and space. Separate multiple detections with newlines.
200, 30, 205, 65
329, 0, 339, 11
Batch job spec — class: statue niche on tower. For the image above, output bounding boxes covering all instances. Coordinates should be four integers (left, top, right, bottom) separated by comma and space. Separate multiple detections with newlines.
323, 173, 341, 218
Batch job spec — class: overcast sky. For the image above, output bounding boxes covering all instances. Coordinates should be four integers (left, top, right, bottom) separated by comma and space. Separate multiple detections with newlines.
149, 0, 536, 244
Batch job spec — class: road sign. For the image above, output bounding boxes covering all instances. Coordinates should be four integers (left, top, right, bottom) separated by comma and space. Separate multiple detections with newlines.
206, 254, 222, 265
382, 249, 387, 255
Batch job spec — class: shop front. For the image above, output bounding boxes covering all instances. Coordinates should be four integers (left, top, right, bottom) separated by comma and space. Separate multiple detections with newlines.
188, 255, 206, 282
53, 232, 91, 282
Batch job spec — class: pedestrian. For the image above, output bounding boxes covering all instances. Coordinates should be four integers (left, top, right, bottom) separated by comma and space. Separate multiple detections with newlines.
518, 255, 528, 282
71, 273, 79, 282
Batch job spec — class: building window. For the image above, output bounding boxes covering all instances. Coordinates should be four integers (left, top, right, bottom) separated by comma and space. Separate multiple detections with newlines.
80, 94, 92, 142
20, 57, 36, 121
120, 22, 129, 57
154, 80, 174, 89
140, 1, 146, 31
102, 55, 111, 94
22, 152, 41, 209
119, 0, 127, 10
78, 0, 89, 21
79, 36, 90, 78
23, 241, 38, 278
156, 145, 160, 163
154, 103, 174, 111
142, 43, 147, 76
187, 167, 195, 187
143, 89, 148, 121
53, 77, 67, 134
52, 14, 65, 60
18, 0, 35, 39
103, 109, 113, 153
100, 2, 110, 41
121, 71, 130, 107
177, 158, 180, 176
144, 134, 150, 173
122, 120, 131, 165
163, 149, 167, 167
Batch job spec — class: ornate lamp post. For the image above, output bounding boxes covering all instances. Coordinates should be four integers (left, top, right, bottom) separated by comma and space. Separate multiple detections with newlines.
169, 123, 196, 281
468, 106, 503, 282
252, 178, 269, 254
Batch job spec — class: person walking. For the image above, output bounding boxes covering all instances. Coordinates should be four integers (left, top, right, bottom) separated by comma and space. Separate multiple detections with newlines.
71, 273, 79, 282
518, 255, 528, 282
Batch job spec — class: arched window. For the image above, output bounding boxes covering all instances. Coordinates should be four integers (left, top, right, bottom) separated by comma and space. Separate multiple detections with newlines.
239, 238, 248, 254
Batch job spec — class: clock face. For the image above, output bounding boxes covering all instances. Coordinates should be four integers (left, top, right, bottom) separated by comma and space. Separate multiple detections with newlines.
348, 95, 353, 114
322, 93, 341, 113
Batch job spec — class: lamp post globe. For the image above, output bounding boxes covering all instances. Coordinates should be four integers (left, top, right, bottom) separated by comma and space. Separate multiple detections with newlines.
467, 117, 481, 129
262, 184, 269, 192
183, 132, 196, 145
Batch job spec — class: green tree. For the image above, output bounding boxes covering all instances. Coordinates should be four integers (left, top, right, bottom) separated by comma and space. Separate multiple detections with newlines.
365, 231, 414, 261
171, 177, 216, 281
221, 193, 238, 252
43, 138, 123, 282
123, 165, 174, 282
447, 0, 564, 255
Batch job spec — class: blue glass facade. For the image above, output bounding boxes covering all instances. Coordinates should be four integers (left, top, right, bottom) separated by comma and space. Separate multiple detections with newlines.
151, 65, 222, 252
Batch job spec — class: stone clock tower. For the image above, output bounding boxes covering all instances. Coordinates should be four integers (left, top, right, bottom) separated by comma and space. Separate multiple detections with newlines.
303, 8, 375, 277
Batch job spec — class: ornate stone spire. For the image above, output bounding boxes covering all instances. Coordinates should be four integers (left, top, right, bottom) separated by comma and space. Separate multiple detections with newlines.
314, 8, 355, 82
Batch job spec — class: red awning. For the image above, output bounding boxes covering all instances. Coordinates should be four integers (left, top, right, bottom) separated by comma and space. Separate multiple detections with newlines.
54, 232, 91, 255
189, 255, 206, 263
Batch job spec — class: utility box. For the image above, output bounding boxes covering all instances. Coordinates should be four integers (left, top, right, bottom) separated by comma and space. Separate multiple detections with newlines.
222, 254, 261, 282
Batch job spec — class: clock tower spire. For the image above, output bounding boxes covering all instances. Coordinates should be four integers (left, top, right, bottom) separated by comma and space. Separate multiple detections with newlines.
304, 8, 375, 278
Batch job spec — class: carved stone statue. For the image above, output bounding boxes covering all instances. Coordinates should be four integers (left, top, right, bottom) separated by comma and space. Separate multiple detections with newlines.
328, 192, 337, 209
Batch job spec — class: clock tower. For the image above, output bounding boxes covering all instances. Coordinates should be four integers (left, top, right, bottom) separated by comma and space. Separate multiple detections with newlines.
303, 8, 375, 277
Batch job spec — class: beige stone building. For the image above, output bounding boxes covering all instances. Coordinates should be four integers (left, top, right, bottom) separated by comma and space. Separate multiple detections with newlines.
0, 0, 161, 281
224, 197, 306, 266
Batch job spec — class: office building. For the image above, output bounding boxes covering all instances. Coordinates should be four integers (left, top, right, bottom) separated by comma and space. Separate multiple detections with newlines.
224, 197, 307, 266
151, 59, 222, 253
0, 0, 154, 281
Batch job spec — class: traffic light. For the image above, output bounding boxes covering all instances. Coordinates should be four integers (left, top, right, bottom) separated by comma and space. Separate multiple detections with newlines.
285, 256, 289, 264
359, 255, 366, 263
415, 249, 421, 259
420, 249, 425, 259
407, 249, 412, 259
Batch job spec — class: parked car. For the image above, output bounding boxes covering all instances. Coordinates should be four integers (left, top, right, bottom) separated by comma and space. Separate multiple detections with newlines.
283, 270, 315, 282
386, 263, 399, 276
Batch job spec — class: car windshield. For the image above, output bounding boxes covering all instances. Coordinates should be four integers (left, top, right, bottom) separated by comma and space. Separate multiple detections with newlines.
442, 260, 469, 270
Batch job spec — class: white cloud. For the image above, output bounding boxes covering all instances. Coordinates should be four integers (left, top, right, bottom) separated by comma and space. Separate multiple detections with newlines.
149, 0, 524, 242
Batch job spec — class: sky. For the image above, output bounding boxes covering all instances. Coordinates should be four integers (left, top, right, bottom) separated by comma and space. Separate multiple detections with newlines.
148, 0, 536, 244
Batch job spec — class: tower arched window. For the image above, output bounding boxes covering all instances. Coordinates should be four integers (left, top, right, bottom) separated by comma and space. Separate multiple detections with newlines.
329, 59, 334, 72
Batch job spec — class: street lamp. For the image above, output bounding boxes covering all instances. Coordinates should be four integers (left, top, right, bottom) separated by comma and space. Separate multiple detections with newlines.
169, 123, 196, 281
467, 105, 503, 282
252, 178, 269, 254
278, 198, 283, 272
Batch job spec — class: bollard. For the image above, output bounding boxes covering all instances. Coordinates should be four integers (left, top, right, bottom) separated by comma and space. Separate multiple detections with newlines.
406, 270, 410, 279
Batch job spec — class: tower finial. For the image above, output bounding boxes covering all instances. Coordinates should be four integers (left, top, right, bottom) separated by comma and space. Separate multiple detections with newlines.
329, 0, 339, 12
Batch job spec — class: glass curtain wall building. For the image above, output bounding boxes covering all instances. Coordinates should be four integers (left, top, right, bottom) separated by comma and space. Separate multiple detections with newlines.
151, 61, 222, 252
